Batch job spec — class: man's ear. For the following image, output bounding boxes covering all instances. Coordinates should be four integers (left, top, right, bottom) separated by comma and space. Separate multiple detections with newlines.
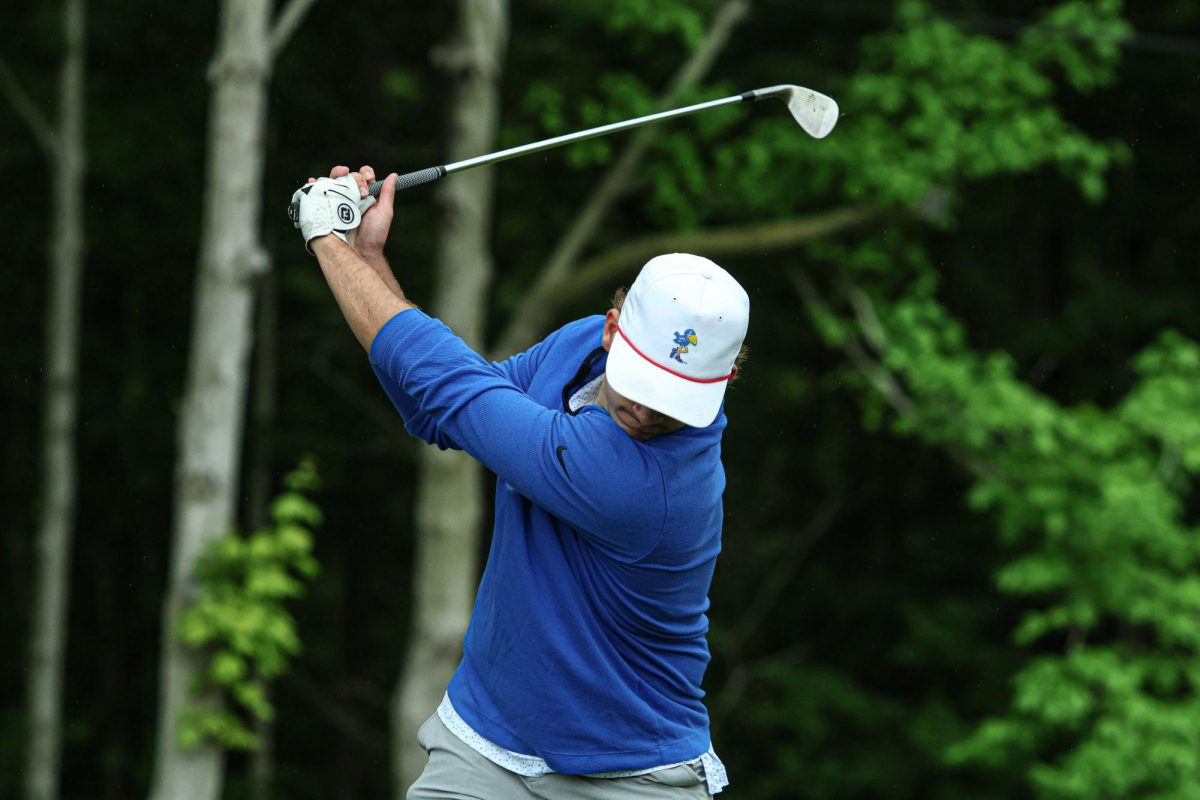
602, 308, 621, 352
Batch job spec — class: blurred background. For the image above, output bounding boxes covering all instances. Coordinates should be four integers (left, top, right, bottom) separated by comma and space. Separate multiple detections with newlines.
3, 0, 1199, 798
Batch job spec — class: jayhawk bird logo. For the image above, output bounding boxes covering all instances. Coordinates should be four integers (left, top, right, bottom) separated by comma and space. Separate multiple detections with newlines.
670, 329, 698, 364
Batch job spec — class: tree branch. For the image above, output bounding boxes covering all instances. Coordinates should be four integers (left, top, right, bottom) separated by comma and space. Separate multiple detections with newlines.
307, 337, 416, 457
287, 671, 381, 746
493, 205, 881, 358
733, 496, 843, 651
790, 269, 916, 417
791, 268, 998, 479
708, 494, 842, 729
269, 0, 320, 60
0, 57, 56, 156
711, 644, 804, 727
488, 0, 752, 359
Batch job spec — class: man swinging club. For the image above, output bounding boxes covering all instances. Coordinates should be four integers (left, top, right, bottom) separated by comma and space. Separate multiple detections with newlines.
291, 165, 749, 798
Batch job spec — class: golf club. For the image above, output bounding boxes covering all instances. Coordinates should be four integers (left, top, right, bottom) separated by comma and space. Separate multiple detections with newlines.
360, 84, 839, 198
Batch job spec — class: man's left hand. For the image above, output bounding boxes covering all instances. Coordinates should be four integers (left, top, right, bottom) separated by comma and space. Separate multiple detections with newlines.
289, 173, 374, 252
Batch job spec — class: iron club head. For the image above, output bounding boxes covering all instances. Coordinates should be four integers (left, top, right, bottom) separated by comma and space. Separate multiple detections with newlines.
749, 85, 840, 139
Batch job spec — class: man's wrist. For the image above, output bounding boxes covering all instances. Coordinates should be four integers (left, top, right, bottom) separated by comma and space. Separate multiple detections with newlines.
310, 233, 346, 256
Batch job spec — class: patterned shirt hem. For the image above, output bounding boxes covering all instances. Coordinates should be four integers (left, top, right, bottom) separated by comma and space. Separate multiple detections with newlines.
436, 694, 728, 794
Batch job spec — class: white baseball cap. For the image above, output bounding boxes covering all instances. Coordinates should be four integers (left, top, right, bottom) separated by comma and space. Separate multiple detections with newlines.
606, 253, 750, 429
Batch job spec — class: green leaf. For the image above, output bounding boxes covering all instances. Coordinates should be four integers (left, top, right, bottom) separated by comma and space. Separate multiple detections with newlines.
173, 456, 322, 752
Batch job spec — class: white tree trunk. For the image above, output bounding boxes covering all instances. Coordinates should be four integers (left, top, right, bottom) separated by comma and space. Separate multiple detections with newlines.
148, 2, 272, 798
392, 2, 509, 795
25, 1, 87, 798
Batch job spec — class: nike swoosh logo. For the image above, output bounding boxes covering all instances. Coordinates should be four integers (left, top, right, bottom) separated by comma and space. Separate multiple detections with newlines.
555, 445, 572, 482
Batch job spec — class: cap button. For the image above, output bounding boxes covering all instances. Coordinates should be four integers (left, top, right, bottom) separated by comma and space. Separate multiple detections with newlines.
701, 268, 713, 279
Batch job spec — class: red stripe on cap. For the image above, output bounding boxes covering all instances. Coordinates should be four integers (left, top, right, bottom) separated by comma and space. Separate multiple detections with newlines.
616, 325, 733, 384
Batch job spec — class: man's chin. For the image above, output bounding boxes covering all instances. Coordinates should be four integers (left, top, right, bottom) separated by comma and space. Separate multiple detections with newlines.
627, 424, 665, 442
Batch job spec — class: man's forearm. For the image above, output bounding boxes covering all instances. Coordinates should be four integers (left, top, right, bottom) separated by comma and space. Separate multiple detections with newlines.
359, 250, 407, 301
311, 236, 415, 350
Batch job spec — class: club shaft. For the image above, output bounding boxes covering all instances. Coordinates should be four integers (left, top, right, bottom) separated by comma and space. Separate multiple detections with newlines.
447, 93, 747, 173
367, 92, 755, 197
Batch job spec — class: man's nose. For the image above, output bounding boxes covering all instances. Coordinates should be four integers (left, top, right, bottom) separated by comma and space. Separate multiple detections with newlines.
630, 403, 663, 424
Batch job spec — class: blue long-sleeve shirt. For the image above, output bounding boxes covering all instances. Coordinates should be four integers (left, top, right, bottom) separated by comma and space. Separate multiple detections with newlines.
369, 309, 726, 774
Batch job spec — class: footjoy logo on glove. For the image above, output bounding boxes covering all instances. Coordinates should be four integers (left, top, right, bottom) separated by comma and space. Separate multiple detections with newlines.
337, 203, 354, 224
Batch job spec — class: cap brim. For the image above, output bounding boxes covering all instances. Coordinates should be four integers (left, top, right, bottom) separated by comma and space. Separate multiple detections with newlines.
605, 333, 727, 429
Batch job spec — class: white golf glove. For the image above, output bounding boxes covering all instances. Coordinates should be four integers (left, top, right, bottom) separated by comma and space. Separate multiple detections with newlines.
288, 175, 375, 252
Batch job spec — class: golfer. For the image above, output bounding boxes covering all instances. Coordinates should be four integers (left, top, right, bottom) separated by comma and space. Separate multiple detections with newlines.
292, 166, 748, 798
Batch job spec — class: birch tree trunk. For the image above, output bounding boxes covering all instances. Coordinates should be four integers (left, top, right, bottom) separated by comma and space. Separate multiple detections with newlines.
23, 1, 87, 798
392, 2, 509, 794
148, 2, 273, 798
146, 0, 319, 791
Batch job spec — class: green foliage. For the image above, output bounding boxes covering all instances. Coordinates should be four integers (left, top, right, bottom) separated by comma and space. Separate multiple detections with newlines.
175, 458, 322, 751
382, 70, 422, 103
1122, 332, 1200, 473
559, 0, 710, 48
1021, 0, 1132, 91
837, 0, 1127, 204
521, 73, 662, 168
733, 653, 987, 799
518, 0, 1129, 232
510, 0, 727, 203
811, 268, 1200, 796
698, 0, 1131, 234
740, 660, 914, 797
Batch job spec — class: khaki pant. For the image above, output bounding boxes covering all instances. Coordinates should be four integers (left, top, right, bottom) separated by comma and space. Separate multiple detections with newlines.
407, 714, 712, 799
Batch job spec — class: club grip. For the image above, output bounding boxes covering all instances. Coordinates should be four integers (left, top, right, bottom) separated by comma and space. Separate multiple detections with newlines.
367, 166, 447, 198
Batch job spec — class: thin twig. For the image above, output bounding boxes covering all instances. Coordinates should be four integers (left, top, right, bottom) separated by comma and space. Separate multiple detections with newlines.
307, 338, 416, 455
286, 671, 381, 745
840, 280, 890, 358
711, 644, 805, 726
269, 0, 320, 60
708, 494, 843, 729
790, 269, 915, 416
0, 57, 56, 156
724, 493, 845, 658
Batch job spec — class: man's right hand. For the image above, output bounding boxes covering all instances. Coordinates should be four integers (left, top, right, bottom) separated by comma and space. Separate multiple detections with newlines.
321, 165, 397, 260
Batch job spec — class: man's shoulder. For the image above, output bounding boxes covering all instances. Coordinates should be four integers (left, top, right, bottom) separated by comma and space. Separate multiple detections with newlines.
543, 315, 605, 352
525, 315, 605, 370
